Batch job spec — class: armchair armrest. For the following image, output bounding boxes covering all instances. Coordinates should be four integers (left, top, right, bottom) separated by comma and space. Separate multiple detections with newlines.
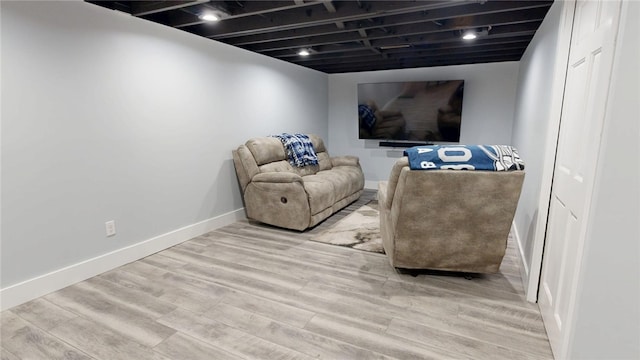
330, 155, 360, 167
252, 172, 303, 184
378, 181, 390, 210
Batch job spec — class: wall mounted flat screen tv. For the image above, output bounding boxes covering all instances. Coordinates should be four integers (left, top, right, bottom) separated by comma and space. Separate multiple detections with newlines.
357, 80, 464, 143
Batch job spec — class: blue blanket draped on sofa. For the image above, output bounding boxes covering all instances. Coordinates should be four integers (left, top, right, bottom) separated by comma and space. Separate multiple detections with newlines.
404, 145, 525, 171
272, 133, 319, 167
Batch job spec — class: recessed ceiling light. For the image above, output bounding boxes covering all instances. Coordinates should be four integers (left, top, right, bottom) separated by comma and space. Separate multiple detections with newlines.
298, 49, 310, 56
462, 31, 477, 40
200, 13, 219, 22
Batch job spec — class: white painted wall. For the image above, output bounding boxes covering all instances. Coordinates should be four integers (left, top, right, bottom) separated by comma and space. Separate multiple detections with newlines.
327, 62, 520, 188
568, 1, 640, 357
509, 1, 565, 286
0, 1, 327, 293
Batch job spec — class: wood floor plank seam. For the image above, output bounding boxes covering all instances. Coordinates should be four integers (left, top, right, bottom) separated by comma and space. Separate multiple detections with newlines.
385, 316, 545, 360
202, 302, 397, 360
152, 332, 244, 360
168, 263, 396, 333
303, 313, 467, 360
175, 234, 391, 291
203, 230, 392, 278
157, 307, 315, 360
2, 310, 96, 360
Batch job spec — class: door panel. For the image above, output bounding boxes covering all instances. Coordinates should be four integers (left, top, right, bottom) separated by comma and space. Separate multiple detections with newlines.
538, 1, 621, 358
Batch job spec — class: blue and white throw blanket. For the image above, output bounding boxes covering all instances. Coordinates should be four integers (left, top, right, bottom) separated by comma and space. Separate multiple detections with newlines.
404, 145, 525, 171
272, 133, 319, 167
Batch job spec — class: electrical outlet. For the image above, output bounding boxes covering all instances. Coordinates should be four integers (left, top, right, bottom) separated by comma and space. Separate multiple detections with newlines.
105, 220, 116, 237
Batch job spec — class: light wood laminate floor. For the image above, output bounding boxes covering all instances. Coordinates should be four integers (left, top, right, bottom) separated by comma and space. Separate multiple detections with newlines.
1, 190, 553, 359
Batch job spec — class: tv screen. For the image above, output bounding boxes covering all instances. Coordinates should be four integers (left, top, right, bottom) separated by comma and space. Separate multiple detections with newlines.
357, 80, 464, 143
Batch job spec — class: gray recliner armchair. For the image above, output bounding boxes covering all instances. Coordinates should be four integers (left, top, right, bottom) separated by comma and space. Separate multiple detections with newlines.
378, 157, 524, 273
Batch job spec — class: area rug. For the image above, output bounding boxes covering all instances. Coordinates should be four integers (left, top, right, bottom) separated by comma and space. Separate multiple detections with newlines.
310, 201, 384, 253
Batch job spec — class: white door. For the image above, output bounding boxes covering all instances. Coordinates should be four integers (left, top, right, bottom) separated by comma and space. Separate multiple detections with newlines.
538, 0, 621, 358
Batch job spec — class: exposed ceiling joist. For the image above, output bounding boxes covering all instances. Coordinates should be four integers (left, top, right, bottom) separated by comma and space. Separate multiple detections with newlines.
131, 0, 209, 16
86, 0, 554, 74
200, 1, 464, 39
168, 0, 320, 28
322, 1, 336, 13
223, 1, 550, 46
242, 9, 547, 53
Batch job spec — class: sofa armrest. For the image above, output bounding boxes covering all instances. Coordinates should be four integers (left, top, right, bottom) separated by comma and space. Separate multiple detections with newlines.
252, 172, 303, 184
233, 146, 260, 194
244, 173, 310, 231
330, 155, 360, 167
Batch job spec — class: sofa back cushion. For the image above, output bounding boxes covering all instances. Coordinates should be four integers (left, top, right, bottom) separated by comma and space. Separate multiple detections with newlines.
317, 153, 332, 171
244, 134, 331, 176
245, 137, 287, 165
308, 134, 326, 152
308, 134, 332, 171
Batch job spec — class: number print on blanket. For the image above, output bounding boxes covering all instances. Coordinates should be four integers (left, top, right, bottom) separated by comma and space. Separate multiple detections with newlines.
404, 145, 525, 171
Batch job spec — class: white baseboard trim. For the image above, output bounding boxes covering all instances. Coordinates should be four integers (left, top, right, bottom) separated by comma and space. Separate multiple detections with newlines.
511, 221, 534, 302
365, 180, 380, 190
0, 208, 246, 311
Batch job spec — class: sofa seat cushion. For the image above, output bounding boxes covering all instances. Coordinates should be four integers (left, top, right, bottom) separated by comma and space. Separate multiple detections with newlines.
305, 168, 362, 209
327, 166, 365, 199
302, 175, 336, 214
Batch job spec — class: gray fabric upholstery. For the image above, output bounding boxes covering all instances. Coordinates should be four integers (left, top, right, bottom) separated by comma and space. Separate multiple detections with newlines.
233, 134, 365, 231
317, 152, 332, 171
379, 157, 525, 273
308, 134, 327, 153
245, 137, 286, 166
